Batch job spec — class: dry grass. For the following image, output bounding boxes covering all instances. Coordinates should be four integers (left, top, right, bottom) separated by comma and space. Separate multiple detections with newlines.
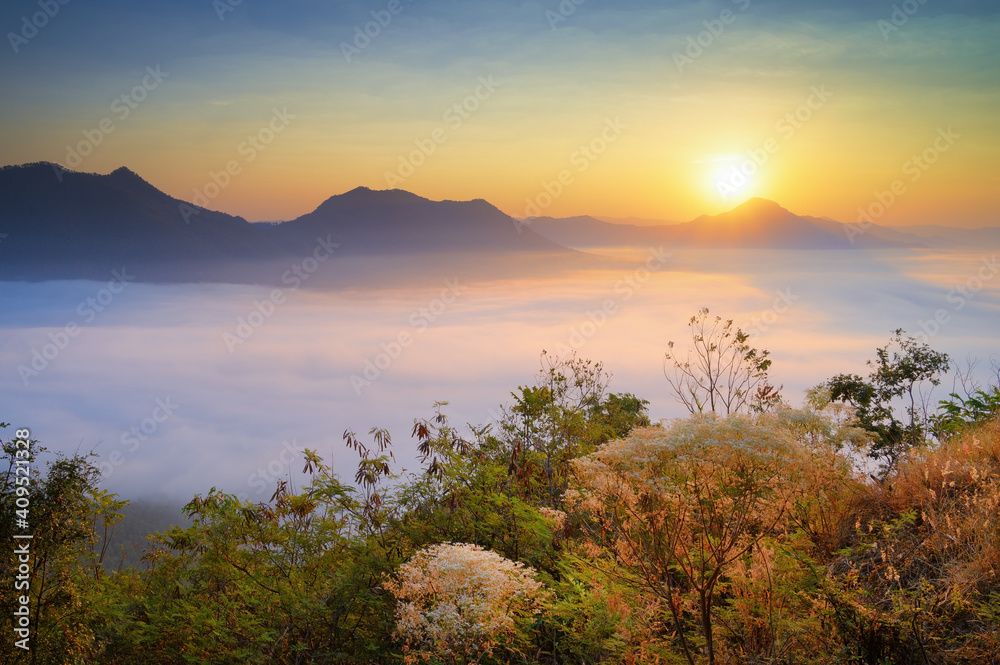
834, 416, 1000, 662
890, 416, 1000, 593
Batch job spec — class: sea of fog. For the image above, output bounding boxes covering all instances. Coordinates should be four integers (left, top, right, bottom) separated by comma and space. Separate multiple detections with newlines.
0, 248, 997, 503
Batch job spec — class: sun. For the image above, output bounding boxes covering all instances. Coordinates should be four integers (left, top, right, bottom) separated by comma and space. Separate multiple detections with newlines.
710, 157, 755, 201
691, 153, 767, 208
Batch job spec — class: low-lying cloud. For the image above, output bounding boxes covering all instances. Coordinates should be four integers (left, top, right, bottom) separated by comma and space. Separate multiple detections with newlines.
0, 248, 996, 502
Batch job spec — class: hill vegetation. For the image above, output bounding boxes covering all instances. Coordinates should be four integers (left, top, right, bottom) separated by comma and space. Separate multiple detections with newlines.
2, 321, 999, 664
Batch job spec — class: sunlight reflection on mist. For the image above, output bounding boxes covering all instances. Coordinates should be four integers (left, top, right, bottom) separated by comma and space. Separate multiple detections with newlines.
0, 248, 996, 502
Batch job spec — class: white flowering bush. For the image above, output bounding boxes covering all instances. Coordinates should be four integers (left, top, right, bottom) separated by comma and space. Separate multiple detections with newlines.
384, 542, 549, 664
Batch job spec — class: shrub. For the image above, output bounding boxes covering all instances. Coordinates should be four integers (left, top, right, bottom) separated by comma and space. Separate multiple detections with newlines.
384, 543, 549, 664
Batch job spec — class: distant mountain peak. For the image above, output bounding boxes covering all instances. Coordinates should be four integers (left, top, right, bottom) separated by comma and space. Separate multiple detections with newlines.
103, 165, 167, 199
343, 185, 375, 195
318, 186, 427, 210
686, 198, 799, 230
107, 165, 151, 184
278, 182, 566, 256
344, 185, 414, 197
730, 197, 791, 216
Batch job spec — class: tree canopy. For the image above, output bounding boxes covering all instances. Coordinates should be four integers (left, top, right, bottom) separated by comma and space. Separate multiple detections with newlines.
4, 317, 999, 664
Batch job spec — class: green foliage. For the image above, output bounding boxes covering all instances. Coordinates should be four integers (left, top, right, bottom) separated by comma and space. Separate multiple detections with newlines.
496, 351, 650, 511
934, 386, 1000, 439
6, 343, 1000, 664
108, 437, 404, 664
823, 328, 950, 476
714, 533, 830, 664
0, 428, 128, 664
540, 560, 631, 665
396, 402, 552, 564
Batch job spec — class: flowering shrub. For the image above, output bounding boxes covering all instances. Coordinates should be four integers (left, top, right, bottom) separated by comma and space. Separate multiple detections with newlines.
384, 542, 549, 664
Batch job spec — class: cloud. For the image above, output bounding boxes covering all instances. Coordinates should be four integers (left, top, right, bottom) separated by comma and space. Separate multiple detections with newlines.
1, 249, 996, 501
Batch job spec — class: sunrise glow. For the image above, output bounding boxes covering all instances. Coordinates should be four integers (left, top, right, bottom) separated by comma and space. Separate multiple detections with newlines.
1, 2, 997, 226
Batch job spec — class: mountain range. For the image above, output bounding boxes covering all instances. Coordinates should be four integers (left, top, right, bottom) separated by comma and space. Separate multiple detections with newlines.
0, 162, 994, 285
0, 162, 565, 284
526, 199, 1000, 251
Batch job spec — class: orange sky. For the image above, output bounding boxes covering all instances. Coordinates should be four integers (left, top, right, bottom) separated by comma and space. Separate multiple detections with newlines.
1, 1, 997, 227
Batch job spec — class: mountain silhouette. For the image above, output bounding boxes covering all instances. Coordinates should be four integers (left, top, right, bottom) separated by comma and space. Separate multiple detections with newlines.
677, 198, 873, 249
0, 162, 284, 281
266, 186, 565, 255
528, 197, 926, 250
0, 163, 569, 283
5, 163, 984, 285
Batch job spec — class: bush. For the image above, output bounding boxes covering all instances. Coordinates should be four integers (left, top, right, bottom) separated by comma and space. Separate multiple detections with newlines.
384, 542, 549, 664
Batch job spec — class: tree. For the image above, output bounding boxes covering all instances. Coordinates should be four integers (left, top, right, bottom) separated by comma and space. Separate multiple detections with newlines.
384, 543, 549, 665
396, 402, 549, 563
932, 357, 1000, 439
0, 423, 128, 664
935, 386, 1000, 438
823, 328, 950, 475
664, 308, 781, 415
497, 351, 650, 509
129, 430, 405, 664
570, 414, 801, 665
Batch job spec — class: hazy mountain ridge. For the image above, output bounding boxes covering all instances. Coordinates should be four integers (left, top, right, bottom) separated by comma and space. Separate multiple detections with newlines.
527, 198, 957, 250
0, 163, 282, 273
2, 163, 992, 285
892, 223, 1000, 248
0, 163, 571, 284
266, 186, 565, 255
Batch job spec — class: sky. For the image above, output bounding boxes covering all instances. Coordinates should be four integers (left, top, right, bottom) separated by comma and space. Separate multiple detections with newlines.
2, 0, 998, 225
